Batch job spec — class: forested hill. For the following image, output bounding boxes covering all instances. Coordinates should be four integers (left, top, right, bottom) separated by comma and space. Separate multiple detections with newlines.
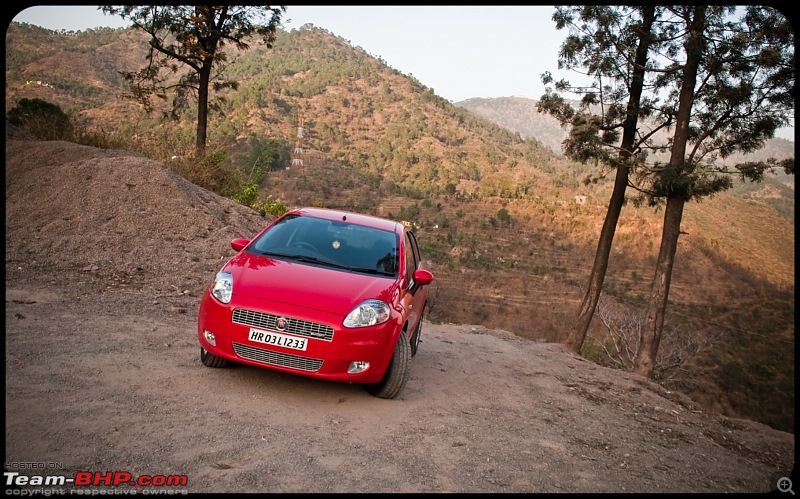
455, 96, 795, 164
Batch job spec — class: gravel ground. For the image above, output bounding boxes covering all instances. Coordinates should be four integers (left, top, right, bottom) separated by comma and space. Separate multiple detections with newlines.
4, 137, 795, 493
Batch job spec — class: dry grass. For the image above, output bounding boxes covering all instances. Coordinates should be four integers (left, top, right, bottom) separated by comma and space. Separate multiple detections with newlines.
683, 194, 794, 289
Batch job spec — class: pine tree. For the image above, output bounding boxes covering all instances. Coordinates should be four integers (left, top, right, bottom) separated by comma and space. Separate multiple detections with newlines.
538, 5, 794, 376
101, 5, 286, 157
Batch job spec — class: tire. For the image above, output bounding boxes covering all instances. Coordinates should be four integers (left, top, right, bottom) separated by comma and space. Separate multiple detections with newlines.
200, 347, 229, 368
366, 330, 411, 399
410, 314, 424, 357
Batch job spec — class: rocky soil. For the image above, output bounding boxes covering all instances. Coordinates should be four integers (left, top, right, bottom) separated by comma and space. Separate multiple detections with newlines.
4, 137, 795, 493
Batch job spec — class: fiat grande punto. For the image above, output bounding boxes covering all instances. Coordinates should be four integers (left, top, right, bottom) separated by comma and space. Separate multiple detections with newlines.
197, 207, 434, 399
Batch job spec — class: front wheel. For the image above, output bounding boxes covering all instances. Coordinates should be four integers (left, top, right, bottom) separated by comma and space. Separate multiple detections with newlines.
366, 330, 410, 399
200, 347, 229, 368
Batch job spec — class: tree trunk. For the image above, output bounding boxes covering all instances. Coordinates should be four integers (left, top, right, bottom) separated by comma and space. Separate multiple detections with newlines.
566, 165, 628, 352
195, 62, 212, 157
633, 6, 706, 378
633, 195, 684, 377
565, 5, 656, 353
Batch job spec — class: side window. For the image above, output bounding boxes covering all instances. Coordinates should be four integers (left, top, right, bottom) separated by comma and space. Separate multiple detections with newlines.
404, 231, 421, 288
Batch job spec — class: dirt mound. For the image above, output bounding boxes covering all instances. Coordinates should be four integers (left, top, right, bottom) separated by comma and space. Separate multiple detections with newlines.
4, 139, 795, 493
5, 139, 269, 294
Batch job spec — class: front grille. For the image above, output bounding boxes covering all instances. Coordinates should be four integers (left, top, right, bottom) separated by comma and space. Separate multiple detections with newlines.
232, 342, 323, 372
232, 308, 334, 341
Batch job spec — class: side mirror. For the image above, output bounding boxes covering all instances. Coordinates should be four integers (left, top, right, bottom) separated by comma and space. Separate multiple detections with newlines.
413, 269, 434, 286
231, 237, 250, 252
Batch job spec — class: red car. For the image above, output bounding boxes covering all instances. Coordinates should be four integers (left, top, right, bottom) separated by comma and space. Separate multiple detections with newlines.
197, 207, 434, 399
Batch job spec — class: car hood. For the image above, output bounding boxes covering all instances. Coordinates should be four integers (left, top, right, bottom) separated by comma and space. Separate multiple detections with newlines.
223, 252, 400, 316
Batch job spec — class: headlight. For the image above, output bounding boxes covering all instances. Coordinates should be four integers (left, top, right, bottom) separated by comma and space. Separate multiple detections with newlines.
211, 271, 233, 304
343, 299, 391, 328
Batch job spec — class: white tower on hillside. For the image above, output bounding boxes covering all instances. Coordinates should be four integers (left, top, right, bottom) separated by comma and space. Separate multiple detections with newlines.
291, 114, 304, 168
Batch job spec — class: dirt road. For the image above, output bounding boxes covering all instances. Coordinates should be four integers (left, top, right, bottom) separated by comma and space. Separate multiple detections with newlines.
4, 138, 794, 493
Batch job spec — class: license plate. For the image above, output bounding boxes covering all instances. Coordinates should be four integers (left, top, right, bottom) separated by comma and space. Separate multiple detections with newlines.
248, 328, 308, 351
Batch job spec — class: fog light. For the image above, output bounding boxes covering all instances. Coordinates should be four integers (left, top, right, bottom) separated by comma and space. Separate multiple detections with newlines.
347, 361, 370, 374
203, 330, 217, 346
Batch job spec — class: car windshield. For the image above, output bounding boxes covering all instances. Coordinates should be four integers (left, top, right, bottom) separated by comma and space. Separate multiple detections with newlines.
248, 214, 399, 276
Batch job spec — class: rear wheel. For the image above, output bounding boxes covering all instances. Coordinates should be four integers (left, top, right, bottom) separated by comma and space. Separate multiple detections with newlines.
366, 330, 410, 399
410, 314, 424, 357
200, 347, 229, 368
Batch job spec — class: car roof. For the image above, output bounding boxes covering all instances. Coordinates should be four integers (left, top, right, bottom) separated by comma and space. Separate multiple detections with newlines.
290, 207, 403, 234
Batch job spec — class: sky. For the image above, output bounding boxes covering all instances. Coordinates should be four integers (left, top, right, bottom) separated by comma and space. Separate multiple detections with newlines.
7, 5, 584, 103
9, 5, 796, 141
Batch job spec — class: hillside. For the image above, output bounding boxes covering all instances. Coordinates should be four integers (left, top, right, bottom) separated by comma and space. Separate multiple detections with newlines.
4, 137, 794, 493
456, 96, 568, 153
455, 96, 795, 163
455, 96, 796, 226
3, 21, 794, 433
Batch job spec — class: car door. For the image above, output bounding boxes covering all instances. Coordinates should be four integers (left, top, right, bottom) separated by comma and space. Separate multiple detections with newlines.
402, 229, 427, 330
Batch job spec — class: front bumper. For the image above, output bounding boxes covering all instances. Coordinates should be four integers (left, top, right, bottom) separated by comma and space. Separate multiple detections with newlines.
197, 291, 400, 384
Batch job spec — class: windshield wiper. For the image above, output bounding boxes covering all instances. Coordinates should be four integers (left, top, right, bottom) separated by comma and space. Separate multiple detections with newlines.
259, 250, 304, 259
259, 250, 320, 263
260, 251, 344, 268
346, 267, 394, 276
259, 251, 328, 263
260, 251, 392, 275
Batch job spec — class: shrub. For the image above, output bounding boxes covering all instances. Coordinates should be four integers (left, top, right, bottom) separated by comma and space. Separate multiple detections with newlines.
7, 98, 73, 141
497, 207, 512, 226
233, 183, 260, 207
